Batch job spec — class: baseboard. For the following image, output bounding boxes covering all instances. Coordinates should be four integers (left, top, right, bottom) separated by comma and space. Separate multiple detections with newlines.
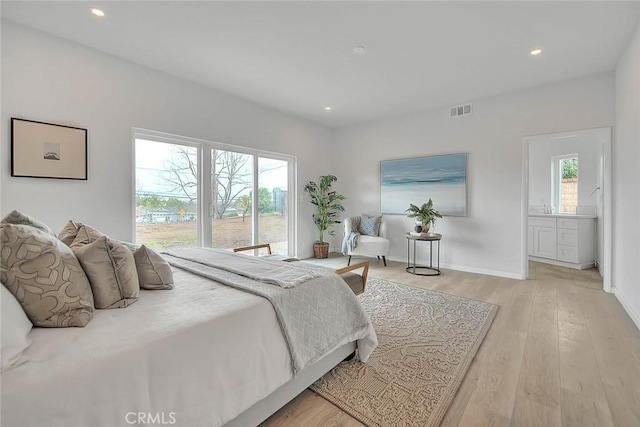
528, 256, 595, 270
385, 256, 524, 280
614, 289, 640, 331
440, 263, 524, 280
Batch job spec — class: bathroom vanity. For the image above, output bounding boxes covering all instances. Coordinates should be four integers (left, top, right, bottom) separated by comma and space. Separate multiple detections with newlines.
528, 214, 596, 269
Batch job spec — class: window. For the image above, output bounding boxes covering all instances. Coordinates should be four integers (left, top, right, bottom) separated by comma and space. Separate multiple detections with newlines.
134, 130, 295, 255
553, 154, 578, 214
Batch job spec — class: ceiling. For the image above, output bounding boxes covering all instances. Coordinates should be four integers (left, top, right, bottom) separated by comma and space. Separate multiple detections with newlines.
2, 1, 638, 128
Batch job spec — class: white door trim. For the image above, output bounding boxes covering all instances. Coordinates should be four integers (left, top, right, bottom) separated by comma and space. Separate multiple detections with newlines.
521, 127, 612, 292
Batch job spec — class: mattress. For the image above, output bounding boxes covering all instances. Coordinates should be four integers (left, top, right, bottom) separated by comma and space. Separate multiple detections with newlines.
0, 268, 293, 427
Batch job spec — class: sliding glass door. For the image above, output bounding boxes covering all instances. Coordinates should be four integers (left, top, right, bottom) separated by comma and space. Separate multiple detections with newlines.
134, 131, 294, 255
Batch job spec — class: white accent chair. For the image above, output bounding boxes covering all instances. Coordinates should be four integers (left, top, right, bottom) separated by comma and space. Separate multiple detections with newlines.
344, 216, 390, 266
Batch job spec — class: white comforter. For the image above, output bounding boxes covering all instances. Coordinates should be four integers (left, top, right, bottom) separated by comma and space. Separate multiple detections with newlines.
1, 268, 294, 427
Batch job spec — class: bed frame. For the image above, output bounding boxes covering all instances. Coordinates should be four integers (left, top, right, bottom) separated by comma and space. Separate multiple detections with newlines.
226, 341, 356, 426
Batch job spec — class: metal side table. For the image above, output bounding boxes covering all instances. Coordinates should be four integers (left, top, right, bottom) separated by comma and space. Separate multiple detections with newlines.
406, 233, 442, 276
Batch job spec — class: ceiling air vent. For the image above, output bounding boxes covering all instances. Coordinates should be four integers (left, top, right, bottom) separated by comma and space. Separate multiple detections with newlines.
449, 103, 472, 118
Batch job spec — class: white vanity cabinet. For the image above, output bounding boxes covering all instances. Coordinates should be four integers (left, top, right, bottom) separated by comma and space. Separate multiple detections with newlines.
529, 217, 557, 259
528, 215, 596, 269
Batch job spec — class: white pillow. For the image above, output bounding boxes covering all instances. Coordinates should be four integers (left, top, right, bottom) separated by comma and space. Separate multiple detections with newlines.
1, 284, 33, 371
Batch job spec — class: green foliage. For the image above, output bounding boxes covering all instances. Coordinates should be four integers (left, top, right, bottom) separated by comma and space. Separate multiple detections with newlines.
562, 158, 578, 179
136, 195, 188, 212
304, 175, 346, 243
235, 194, 251, 221
258, 188, 273, 214
164, 197, 188, 211
406, 198, 442, 226
136, 194, 164, 210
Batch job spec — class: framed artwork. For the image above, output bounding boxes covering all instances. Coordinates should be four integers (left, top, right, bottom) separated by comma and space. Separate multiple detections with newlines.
11, 118, 87, 180
380, 152, 467, 216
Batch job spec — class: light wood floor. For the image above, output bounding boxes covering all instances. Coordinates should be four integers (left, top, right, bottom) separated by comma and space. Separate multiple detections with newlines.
261, 255, 640, 426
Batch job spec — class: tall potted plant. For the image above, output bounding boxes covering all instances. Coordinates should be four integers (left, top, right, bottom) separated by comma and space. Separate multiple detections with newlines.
406, 198, 442, 234
304, 175, 346, 258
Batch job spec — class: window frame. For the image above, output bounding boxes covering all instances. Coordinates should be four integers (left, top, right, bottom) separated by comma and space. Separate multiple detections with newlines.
551, 153, 579, 214
132, 128, 296, 255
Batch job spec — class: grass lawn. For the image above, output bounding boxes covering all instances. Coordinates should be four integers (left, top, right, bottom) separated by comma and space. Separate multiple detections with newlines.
136, 214, 288, 252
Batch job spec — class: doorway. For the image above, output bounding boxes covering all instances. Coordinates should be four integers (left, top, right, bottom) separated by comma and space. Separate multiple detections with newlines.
521, 127, 612, 292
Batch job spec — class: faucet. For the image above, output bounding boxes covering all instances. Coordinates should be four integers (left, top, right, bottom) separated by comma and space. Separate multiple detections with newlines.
543, 203, 549, 214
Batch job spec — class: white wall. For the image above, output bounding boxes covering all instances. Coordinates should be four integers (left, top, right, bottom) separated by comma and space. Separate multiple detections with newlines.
1, 21, 334, 257
614, 16, 640, 328
334, 74, 614, 278
528, 136, 599, 214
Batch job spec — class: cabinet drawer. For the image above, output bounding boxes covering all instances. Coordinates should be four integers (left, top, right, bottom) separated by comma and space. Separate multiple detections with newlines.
529, 217, 556, 228
557, 218, 578, 229
558, 245, 579, 263
557, 228, 578, 246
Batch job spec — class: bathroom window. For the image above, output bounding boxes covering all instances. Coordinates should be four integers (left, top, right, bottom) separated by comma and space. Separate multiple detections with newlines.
553, 155, 578, 214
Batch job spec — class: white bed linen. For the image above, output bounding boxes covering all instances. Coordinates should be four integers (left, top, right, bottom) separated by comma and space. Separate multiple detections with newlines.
1, 268, 293, 427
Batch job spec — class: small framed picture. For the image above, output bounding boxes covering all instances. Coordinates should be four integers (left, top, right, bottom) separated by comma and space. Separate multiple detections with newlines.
11, 118, 87, 180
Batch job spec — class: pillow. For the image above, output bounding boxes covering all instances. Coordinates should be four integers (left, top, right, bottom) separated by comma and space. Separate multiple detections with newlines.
58, 220, 81, 246
347, 216, 361, 233
69, 224, 105, 247
1, 210, 56, 237
358, 214, 382, 236
0, 224, 94, 327
72, 236, 139, 309
1, 284, 33, 372
133, 245, 174, 290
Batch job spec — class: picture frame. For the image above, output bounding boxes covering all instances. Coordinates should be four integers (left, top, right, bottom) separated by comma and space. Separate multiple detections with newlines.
11, 118, 87, 180
380, 152, 467, 216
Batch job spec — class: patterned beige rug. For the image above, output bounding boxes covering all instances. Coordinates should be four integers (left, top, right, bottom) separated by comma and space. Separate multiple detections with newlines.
311, 278, 498, 427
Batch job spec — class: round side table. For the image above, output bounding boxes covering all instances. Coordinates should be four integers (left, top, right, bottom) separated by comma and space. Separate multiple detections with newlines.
406, 233, 442, 276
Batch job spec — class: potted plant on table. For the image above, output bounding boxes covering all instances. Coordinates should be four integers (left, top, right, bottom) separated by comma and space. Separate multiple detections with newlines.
304, 175, 346, 258
406, 198, 442, 234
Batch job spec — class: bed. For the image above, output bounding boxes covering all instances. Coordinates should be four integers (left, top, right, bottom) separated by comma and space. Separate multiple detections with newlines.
1, 248, 377, 427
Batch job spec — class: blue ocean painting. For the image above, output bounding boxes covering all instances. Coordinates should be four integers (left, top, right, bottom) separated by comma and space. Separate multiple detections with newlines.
380, 153, 467, 216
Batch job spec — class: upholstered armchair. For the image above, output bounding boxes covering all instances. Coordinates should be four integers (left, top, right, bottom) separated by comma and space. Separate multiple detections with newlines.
343, 215, 390, 266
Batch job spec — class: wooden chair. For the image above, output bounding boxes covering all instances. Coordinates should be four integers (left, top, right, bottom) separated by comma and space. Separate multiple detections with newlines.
232, 243, 272, 255
335, 261, 369, 295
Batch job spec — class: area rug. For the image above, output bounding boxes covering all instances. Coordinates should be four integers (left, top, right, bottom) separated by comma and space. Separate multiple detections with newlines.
310, 277, 498, 427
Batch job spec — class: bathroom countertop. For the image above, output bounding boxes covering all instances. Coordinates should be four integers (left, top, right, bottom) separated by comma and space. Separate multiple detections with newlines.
528, 213, 597, 219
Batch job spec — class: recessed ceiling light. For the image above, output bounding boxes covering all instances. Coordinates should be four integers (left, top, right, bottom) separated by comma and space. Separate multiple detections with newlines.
352, 46, 366, 55
90, 7, 105, 17
530, 48, 542, 56
324, 106, 332, 111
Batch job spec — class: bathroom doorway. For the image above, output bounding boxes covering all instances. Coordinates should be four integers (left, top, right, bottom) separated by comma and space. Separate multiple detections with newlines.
521, 127, 611, 292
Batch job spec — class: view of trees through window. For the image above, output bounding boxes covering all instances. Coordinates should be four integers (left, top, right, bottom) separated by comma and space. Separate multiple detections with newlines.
559, 157, 578, 214
135, 138, 290, 252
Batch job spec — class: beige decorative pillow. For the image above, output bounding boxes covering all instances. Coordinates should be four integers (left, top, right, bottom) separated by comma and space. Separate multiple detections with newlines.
133, 245, 174, 290
58, 220, 81, 246
72, 236, 139, 309
1, 210, 56, 237
0, 224, 94, 327
70, 224, 105, 247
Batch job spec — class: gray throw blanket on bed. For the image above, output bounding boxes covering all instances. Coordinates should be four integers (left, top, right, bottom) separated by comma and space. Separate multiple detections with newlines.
162, 247, 318, 288
162, 247, 378, 375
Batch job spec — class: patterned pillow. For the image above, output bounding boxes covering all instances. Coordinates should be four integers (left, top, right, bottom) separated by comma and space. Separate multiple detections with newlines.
358, 215, 382, 236
133, 245, 174, 290
0, 223, 94, 327
1, 210, 56, 238
72, 236, 139, 309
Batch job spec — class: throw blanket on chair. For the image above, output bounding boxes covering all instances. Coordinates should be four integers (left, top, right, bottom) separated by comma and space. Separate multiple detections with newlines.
341, 216, 361, 254
163, 247, 378, 375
